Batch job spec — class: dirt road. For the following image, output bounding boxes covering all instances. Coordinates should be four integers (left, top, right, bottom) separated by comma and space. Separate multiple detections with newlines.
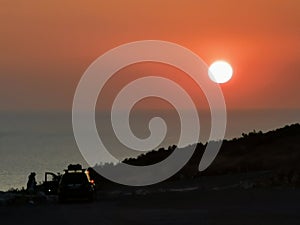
1, 188, 300, 225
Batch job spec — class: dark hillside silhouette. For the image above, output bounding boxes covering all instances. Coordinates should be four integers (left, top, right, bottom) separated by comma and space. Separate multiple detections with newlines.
91, 124, 300, 188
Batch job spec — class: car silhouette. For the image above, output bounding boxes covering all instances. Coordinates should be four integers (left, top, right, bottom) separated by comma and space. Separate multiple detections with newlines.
58, 164, 95, 202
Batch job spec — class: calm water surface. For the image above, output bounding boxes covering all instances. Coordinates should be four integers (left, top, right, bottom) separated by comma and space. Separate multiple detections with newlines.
0, 110, 299, 191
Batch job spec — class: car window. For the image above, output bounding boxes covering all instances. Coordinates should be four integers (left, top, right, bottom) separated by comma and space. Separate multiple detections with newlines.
61, 173, 88, 184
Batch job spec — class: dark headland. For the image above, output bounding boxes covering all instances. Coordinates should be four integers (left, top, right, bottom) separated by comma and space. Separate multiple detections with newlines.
1, 123, 300, 225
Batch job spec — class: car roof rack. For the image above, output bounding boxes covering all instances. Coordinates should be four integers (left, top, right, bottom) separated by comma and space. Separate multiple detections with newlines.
64, 164, 86, 173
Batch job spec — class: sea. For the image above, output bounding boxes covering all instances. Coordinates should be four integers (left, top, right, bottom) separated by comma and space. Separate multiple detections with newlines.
0, 109, 299, 191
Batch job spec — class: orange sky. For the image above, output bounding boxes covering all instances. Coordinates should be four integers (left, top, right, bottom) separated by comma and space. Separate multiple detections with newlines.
1, 0, 300, 111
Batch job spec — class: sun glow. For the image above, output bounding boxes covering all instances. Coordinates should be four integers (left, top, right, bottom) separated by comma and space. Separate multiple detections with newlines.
208, 60, 233, 83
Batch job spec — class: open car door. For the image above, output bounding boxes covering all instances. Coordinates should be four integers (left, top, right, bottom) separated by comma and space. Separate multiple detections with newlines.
43, 172, 61, 195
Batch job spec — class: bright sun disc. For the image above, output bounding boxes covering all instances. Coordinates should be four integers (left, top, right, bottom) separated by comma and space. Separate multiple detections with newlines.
208, 60, 233, 83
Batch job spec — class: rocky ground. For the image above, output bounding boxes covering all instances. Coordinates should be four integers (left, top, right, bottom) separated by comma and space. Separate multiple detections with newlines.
1, 187, 300, 225
1, 172, 300, 225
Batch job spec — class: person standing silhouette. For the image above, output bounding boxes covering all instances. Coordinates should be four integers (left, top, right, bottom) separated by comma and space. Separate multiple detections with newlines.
26, 172, 37, 194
